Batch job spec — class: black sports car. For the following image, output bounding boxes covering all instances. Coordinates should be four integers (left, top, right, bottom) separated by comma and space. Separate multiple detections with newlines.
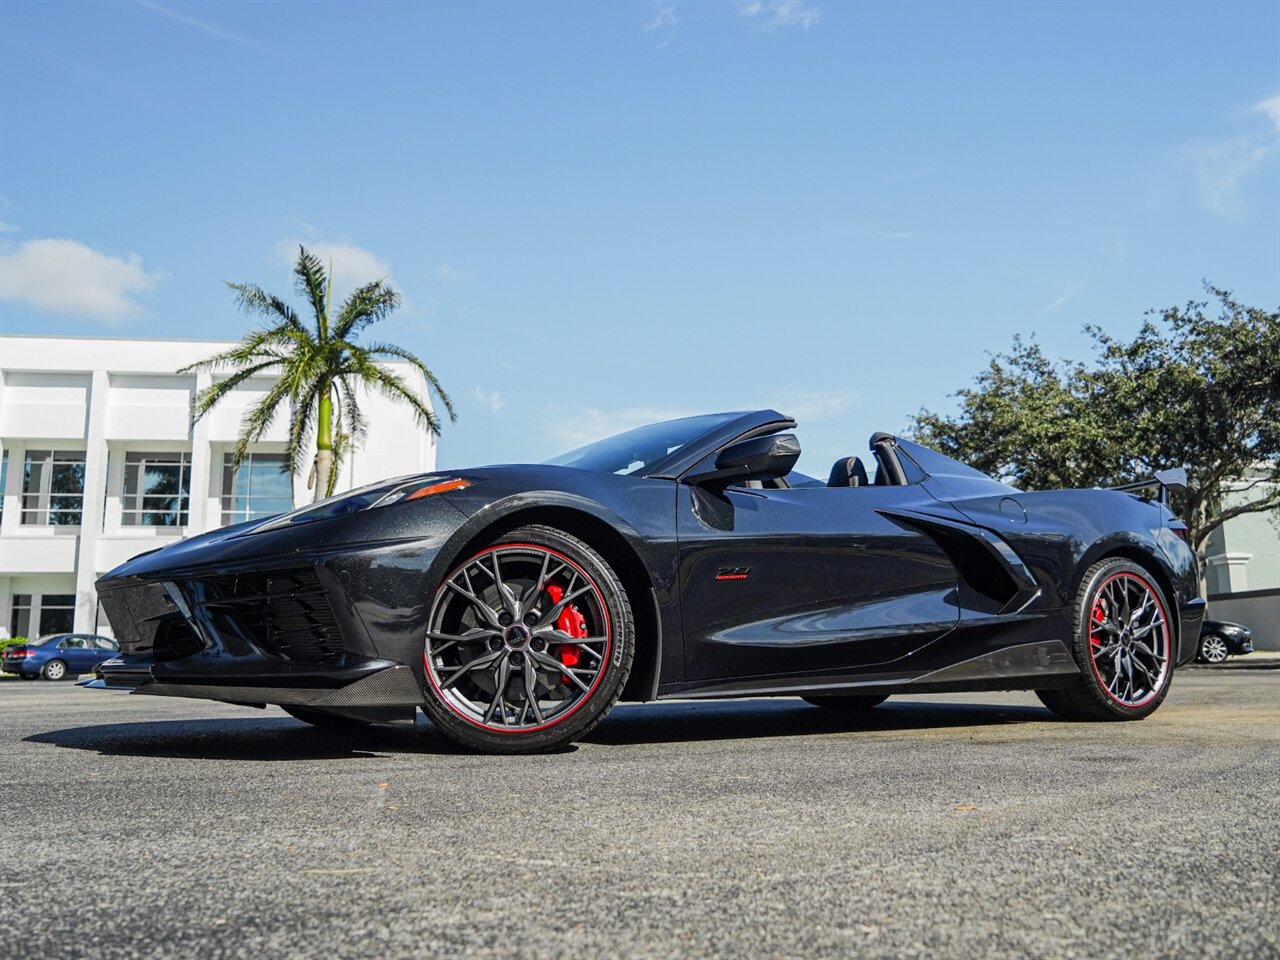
86, 410, 1205, 753
1195, 620, 1253, 664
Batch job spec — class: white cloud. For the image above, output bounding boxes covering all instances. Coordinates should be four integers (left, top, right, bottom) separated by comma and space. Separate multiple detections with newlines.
1256, 93, 1280, 133
134, 0, 259, 48
545, 405, 698, 449
0, 238, 163, 322
739, 0, 822, 30
0, 220, 18, 233
433, 262, 474, 283
869, 225, 914, 240
645, 0, 678, 31
274, 238, 394, 299
1191, 138, 1271, 217
1188, 92, 1279, 217
759, 390, 857, 421
1041, 285, 1077, 314
473, 386, 504, 414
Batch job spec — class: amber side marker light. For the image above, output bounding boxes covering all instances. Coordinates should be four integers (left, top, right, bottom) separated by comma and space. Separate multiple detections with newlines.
405, 478, 472, 501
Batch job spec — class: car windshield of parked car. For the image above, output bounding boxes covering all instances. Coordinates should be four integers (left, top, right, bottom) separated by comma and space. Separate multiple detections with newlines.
545, 413, 740, 476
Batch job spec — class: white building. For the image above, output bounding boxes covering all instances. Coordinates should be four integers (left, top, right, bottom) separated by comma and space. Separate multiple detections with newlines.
0, 335, 436, 638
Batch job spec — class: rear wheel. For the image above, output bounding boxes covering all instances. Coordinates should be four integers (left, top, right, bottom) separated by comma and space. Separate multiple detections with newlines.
1037, 559, 1174, 721
1197, 634, 1230, 664
802, 694, 889, 711
282, 706, 371, 729
421, 525, 634, 754
42, 659, 68, 681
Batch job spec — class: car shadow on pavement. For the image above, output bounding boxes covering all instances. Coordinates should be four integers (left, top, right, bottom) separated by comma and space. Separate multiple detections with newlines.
25, 699, 1054, 759
24, 716, 472, 761
585, 698, 1053, 746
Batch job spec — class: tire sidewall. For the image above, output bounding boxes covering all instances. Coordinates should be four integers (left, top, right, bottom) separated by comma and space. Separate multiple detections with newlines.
43, 660, 67, 681
1198, 635, 1229, 664
420, 525, 634, 753
1071, 560, 1174, 719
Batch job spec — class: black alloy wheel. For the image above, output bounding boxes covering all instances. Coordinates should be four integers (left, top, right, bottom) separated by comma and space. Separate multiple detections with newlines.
1038, 559, 1174, 721
421, 525, 634, 753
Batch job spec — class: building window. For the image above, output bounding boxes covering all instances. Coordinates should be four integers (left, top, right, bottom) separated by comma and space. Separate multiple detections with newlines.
8, 594, 74, 638
122, 452, 192, 527
10, 595, 32, 639
221, 453, 293, 526
22, 450, 86, 526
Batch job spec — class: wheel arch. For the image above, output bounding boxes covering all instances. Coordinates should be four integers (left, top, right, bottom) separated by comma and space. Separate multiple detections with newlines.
1084, 542, 1183, 658
433, 503, 662, 703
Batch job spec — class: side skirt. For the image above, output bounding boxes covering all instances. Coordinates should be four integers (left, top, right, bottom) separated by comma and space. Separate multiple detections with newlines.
658, 639, 1079, 700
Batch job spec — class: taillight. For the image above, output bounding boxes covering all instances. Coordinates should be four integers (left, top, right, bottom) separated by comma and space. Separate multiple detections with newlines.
1170, 524, 1190, 543
6, 649, 31, 658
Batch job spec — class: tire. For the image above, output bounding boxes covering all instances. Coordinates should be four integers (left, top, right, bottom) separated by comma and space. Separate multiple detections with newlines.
282, 706, 371, 729
802, 694, 889, 711
421, 524, 634, 754
1037, 559, 1175, 721
1197, 634, 1230, 665
42, 659, 68, 681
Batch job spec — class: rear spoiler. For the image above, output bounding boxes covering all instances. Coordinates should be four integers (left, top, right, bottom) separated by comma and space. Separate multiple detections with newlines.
1109, 467, 1188, 506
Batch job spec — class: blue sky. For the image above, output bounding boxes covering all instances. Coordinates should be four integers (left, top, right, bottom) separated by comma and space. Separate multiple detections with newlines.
1, 0, 1277, 478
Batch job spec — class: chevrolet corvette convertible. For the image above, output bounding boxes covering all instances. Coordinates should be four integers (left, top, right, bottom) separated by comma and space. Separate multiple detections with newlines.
87, 410, 1204, 753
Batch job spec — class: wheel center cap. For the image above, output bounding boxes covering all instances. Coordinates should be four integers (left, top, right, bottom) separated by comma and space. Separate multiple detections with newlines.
504, 624, 532, 650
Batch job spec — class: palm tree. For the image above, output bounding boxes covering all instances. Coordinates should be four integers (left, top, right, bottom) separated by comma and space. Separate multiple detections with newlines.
181, 245, 455, 501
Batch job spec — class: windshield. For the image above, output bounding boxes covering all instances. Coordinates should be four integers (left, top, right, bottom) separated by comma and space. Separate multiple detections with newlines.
544, 413, 740, 475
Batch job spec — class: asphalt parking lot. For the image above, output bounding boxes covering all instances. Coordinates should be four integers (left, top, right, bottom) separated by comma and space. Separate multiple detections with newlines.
1, 663, 1277, 960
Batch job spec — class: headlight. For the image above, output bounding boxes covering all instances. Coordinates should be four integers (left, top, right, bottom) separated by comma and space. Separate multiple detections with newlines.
372, 478, 471, 507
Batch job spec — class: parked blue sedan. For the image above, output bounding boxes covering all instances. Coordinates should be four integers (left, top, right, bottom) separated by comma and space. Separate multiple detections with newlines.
1, 634, 119, 681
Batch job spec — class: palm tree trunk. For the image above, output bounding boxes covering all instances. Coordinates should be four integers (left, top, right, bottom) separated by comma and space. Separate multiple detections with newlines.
314, 384, 334, 502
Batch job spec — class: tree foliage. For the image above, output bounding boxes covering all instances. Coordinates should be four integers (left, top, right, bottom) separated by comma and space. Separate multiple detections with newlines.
181, 246, 456, 501
910, 285, 1279, 555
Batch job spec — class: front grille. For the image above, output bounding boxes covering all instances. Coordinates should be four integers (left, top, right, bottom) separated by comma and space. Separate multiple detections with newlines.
197, 568, 344, 665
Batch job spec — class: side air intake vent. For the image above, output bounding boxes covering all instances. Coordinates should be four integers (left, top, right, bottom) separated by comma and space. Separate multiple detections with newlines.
197, 569, 344, 665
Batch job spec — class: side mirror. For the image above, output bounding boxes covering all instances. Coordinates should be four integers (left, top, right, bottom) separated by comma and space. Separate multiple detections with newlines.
688, 433, 801, 486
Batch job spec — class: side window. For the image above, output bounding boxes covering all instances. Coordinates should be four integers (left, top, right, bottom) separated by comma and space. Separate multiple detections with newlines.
66, 637, 88, 649
93, 637, 117, 650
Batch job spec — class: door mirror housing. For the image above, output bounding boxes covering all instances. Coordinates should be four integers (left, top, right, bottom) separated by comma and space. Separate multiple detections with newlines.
687, 433, 801, 486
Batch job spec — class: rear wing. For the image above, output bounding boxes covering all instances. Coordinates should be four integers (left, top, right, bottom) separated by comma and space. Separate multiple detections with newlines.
1109, 467, 1188, 506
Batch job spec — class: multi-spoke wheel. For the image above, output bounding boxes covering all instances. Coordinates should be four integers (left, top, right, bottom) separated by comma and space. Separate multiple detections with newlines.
42, 659, 68, 681
1037, 559, 1175, 721
1197, 633, 1230, 665
421, 525, 634, 753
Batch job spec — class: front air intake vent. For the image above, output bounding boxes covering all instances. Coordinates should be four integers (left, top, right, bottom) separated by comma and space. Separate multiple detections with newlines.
197, 569, 344, 665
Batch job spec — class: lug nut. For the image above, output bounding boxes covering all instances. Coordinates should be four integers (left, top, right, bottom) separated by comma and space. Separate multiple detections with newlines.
498, 612, 513, 626
489, 638, 502, 650
510, 652, 524, 665
524, 612, 538, 625
531, 638, 545, 651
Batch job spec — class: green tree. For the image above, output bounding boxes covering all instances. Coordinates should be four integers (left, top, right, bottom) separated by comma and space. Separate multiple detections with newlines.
182, 246, 455, 501
910, 285, 1280, 560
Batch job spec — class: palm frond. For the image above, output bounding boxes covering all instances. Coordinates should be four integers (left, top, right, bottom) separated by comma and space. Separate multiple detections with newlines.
224, 282, 304, 330
188, 359, 281, 424
229, 375, 296, 470
333, 280, 400, 340
292, 246, 331, 339
357, 340, 457, 423
342, 353, 442, 437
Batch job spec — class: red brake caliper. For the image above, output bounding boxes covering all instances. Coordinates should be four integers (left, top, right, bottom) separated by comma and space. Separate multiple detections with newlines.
1090, 602, 1106, 648
544, 583, 586, 684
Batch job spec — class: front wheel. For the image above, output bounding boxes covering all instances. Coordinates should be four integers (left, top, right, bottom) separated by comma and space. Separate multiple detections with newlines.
1197, 634, 1230, 664
1037, 559, 1174, 721
421, 525, 634, 754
